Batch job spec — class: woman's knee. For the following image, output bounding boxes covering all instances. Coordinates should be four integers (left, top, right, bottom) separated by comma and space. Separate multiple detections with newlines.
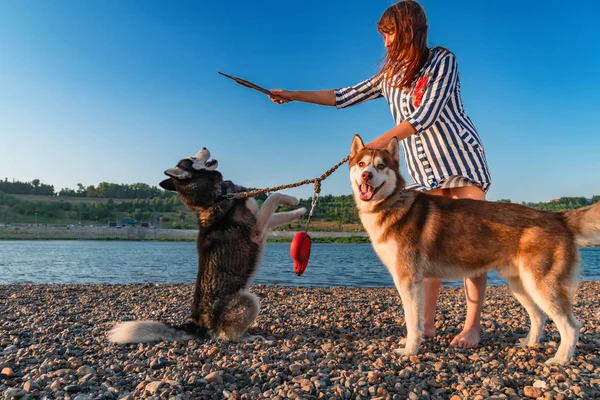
450, 186, 486, 200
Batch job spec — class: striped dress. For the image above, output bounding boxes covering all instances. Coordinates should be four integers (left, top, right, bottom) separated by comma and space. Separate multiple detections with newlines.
335, 46, 492, 192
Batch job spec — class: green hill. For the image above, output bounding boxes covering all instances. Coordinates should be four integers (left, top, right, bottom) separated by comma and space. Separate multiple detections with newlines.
0, 178, 598, 231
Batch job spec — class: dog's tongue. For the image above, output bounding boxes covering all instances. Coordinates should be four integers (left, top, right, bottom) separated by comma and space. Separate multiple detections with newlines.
359, 183, 374, 201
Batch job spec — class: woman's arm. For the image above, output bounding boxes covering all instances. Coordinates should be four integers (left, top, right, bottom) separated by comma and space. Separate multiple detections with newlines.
270, 75, 383, 108
366, 120, 417, 149
269, 89, 336, 106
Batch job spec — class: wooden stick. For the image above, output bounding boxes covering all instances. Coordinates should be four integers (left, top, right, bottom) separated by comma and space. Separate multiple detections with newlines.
218, 71, 287, 101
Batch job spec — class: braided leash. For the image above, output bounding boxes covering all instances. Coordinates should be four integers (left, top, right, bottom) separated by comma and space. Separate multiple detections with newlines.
225, 155, 350, 200
225, 155, 350, 230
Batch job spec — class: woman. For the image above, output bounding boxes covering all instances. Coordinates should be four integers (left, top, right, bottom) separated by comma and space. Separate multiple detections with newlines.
269, 0, 492, 349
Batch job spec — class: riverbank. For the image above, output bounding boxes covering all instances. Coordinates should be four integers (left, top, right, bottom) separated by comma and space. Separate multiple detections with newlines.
0, 225, 369, 243
1, 283, 599, 399
0, 225, 598, 246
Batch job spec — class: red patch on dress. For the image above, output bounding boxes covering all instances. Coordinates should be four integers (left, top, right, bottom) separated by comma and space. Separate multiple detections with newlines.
413, 76, 429, 107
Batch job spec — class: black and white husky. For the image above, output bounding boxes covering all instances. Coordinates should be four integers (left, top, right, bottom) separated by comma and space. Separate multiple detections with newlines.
107, 148, 306, 343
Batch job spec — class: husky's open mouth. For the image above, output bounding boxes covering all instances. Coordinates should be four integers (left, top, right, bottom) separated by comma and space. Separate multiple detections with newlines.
204, 159, 218, 168
358, 182, 383, 201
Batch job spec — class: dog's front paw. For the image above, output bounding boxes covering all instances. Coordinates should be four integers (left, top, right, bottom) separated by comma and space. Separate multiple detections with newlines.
516, 330, 545, 348
517, 338, 542, 348
295, 208, 307, 217
240, 334, 267, 343
393, 347, 417, 357
279, 194, 299, 207
544, 357, 568, 366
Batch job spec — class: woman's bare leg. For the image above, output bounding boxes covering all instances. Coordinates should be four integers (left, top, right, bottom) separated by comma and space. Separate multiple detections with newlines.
424, 185, 487, 348
423, 279, 442, 339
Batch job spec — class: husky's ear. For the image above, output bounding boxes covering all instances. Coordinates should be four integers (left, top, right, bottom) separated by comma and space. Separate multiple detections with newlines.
385, 137, 399, 163
164, 167, 192, 180
350, 134, 365, 157
159, 178, 176, 192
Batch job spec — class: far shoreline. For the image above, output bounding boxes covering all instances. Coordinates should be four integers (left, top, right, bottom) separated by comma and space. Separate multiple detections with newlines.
0, 225, 371, 244
1, 225, 598, 246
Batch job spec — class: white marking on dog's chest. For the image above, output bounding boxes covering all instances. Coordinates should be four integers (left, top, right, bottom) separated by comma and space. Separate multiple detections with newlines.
360, 213, 399, 271
373, 241, 399, 274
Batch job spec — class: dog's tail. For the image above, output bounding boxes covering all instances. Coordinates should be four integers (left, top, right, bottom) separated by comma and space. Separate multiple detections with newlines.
563, 202, 600, 240
107, 320, 208, 344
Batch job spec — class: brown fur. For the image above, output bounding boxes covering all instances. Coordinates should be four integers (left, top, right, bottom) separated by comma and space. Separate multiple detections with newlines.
349, 134, 596, 365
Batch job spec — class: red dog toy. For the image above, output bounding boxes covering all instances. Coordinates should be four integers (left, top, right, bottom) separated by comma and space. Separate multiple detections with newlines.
290, 231, 311, 276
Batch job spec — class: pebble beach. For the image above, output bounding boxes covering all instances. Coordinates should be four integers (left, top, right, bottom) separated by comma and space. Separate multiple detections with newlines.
1, 282, 599, 400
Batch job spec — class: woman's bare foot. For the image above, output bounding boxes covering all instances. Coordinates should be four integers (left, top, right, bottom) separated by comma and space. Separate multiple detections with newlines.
450, 326, 481, 349
424, 323, 436, 340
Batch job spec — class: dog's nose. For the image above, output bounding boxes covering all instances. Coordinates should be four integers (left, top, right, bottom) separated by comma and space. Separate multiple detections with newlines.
362, 171, 373, 181
202, 147, 206, 151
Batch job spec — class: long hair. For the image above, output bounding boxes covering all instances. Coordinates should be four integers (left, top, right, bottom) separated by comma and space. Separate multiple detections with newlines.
375, 1, 430, 89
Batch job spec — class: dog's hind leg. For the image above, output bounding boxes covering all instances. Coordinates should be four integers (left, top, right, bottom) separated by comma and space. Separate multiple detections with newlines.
506, 276, 547, 347
216, 290, 263, 342
520, 266, 581, 365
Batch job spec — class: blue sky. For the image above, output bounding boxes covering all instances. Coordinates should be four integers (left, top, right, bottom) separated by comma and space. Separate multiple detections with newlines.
1, 0, 598, 203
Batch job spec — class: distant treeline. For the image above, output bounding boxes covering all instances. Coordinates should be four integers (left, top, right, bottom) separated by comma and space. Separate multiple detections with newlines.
0, 179, 56, 196
0, 178, 176, 199
0, 192, 179, 224
498, 196, 600, 212
1, 178, 599, 228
